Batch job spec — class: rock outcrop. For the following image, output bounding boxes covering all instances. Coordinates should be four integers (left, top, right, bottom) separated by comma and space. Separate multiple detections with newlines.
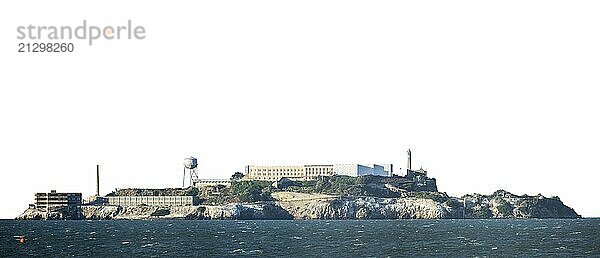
461, 190, 580, 219
17, 203, 292, 220
16, 207, 83, 220
16, 190, 580, 220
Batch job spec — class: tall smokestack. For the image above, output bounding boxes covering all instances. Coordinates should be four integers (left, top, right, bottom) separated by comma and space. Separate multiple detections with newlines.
96, 164, 100, 196
407, 149, 412, 171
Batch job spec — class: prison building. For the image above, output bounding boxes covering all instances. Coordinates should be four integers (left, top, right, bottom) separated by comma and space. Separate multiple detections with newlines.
106, 196, 200, 206
244, 165, 332, 181
244, 163, 392, 181
333, 164, 393, 177
305, 165, 335, 180
35, 190, 82, 212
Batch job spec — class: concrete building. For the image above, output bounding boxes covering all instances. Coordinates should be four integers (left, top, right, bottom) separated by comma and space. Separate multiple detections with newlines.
334, 164, 392, 177
35, 190, 82, 212
304, 165, 335, 180
106, 196, 200, 206
244, 163, 393, 181
244, 164, 333, 181
195, 179, 232, 188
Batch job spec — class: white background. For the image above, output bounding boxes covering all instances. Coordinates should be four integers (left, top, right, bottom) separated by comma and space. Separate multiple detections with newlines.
0, 0, 599, 219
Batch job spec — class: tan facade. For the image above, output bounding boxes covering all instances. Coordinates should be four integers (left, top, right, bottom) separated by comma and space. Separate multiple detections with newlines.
304, 165, 335, 180
245, 165, 334, 181
106, 196, 199, 206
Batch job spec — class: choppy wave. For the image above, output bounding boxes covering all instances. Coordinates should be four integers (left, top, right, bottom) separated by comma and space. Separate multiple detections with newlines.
1, 219, 598, 256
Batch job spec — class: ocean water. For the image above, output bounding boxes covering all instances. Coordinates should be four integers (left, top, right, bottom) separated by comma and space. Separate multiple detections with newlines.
1, 219, 599, 257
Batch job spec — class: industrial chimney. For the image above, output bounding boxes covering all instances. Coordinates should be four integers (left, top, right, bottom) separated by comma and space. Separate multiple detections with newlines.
96, 164, 100, 196
407, 149, 412, 171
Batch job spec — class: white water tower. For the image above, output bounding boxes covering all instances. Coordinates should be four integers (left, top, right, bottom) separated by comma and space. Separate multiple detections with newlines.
182, 156, 198, 187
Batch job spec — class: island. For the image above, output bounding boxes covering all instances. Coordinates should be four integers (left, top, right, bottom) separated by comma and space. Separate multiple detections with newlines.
17, 175, 580, 220
17, 152, 580, 220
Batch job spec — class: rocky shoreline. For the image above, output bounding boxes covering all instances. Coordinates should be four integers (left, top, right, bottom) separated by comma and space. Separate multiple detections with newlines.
16, 190, 580, 220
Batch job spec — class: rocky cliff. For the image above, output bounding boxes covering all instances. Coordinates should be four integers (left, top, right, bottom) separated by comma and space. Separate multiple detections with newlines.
17, 204, 292, 220
272, 192, 458, 219
16, 189, 580, 220
272, 190, 580, 219
461, 190, 580, 219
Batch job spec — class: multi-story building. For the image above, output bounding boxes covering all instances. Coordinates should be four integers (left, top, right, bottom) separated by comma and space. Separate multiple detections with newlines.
244, 163, 393, 181
333, 164, 393, 177
35, 190, 82, 212
304, 165, 335, 180
244, 165, 332, 181
106, 196, 200, 206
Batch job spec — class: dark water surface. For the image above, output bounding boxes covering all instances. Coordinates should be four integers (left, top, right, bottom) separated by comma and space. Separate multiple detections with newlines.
1, 219, 599, 257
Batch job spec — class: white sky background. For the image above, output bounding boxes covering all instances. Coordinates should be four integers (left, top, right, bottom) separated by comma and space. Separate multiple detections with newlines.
0, 0, 599, 219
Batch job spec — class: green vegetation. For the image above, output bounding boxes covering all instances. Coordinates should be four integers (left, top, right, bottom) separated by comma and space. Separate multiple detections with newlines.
201, 175, 437, 204
230, 181, 273, 202
283, 176, 403, 197
472, 204, 493, 218
107, 187, 199, 197
494, 197, 514, 216
230, 172, 245, 181
203, 180, 274, 204
185, 187, 199, 196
